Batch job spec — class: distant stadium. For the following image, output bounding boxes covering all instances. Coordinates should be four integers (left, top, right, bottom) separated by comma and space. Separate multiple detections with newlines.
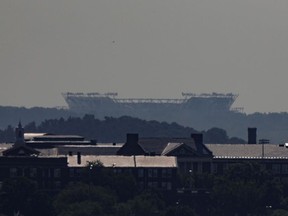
62, 92, 243, 122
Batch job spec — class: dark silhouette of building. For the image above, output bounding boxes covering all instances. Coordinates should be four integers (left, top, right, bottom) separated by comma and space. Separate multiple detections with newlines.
0, 124, 178, 191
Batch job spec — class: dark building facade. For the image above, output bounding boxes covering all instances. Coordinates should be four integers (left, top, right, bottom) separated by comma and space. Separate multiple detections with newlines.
0, 123, 177, 191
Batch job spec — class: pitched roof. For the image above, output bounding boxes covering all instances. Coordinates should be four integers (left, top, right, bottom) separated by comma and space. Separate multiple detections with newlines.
139, 137, 212, 157
2, 145, 40, 157
161, 143, 183, 155
139, 138, 197, 155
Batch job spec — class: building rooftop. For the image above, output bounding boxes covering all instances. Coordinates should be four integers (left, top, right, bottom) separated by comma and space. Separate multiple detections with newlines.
24, 133, 50, 140
67, 155, 177, 168
206, 144, 288, 159
139, 138, 196, 155
57, 144, 122, 156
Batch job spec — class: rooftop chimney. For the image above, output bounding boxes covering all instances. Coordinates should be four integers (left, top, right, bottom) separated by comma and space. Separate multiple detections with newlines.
77, 152, 81, 164
126, 133, 139, 145
117, 133, 146, 156
191, 133, 203, 145
248, 128, 257, 144
191, 133, 204, 154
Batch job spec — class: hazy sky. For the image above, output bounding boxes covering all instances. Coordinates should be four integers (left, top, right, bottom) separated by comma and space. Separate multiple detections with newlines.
1, 0, 288, 113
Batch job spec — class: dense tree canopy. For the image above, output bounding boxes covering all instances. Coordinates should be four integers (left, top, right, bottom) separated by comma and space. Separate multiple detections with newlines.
0, 115, 245, 144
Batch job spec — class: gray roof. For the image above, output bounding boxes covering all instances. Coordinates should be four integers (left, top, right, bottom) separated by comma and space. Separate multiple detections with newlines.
206, 144, 288, 159
57, 144, 122, 156
139, 138, 196, 155
139, 137, 212, 157
32, 135, 84, 139
37, 148, 59, 156
161, 143, 183, 156
24, 133, 49, 140
27, 141, 92, 144
0, 144, 13, 154
67, 155, 177, 168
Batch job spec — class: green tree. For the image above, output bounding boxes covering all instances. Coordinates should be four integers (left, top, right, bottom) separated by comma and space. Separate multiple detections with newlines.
271, 209, 288, 216
204, 127, 229, 143
211, 162, 281, 215
116, 191, 166, 216
165, 205, 198, 216
0, 177, 37, 216
53, 182, 117, 216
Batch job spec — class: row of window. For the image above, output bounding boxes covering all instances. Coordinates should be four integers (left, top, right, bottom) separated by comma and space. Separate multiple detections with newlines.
178, 161, 211, 173
138, 181, 172, 190
9, 167, 61, 178
178, 162, 288, 175
272, 164, 288, 174
69, 167, 174, 179
212, 163, 288, 175
145, 169, 173, 178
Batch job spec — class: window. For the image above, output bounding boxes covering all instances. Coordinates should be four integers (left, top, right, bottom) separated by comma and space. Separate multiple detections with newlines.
148, 169, 158, 178
153, 169, 158, 178
212, 164, 218, 174
75, 168, 82, 177
10, 168, 17, 177
186, 162, 192, 170
152, 181, 158, 188
272, 164, 281, 174
178, 162, 185, 172
69, 168, 74, 177
203, 162, 211, 173
48, 168, 52, 178
113, 169, 122, 174
193, 162, 198, 173
167, 182, 172, 190
161, 182, 167, 189
138, 181, 144, 189
54, 169, 61, 178
167, 169, 172, 178
282, 164, 288, 174
138, 169, 144, 178
148, 169, 153, 177
162, 169, 167, 178
30, 168, 37, 178
148, 181, 158, 189
54, 181, 61, 188
42, 169, 47, 178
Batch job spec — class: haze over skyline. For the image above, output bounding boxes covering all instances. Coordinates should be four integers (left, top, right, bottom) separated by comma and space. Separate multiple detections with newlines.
1, 0, 288, 114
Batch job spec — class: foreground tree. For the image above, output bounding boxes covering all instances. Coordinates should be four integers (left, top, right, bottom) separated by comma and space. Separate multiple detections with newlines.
211, 163, 282, 215
53, 182, 117, 216
0, 177, 37, 216
116, 191, 166, 216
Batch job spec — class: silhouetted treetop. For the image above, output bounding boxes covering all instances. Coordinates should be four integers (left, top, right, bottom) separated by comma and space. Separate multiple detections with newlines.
0, 115, 245, 143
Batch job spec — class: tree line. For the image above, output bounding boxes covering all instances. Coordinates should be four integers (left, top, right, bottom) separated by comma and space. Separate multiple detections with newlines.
0, 115, 245, 144
1, 105, 288, 142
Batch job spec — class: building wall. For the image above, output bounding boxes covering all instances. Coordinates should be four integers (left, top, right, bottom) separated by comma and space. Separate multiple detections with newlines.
0, 157, 68, 190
